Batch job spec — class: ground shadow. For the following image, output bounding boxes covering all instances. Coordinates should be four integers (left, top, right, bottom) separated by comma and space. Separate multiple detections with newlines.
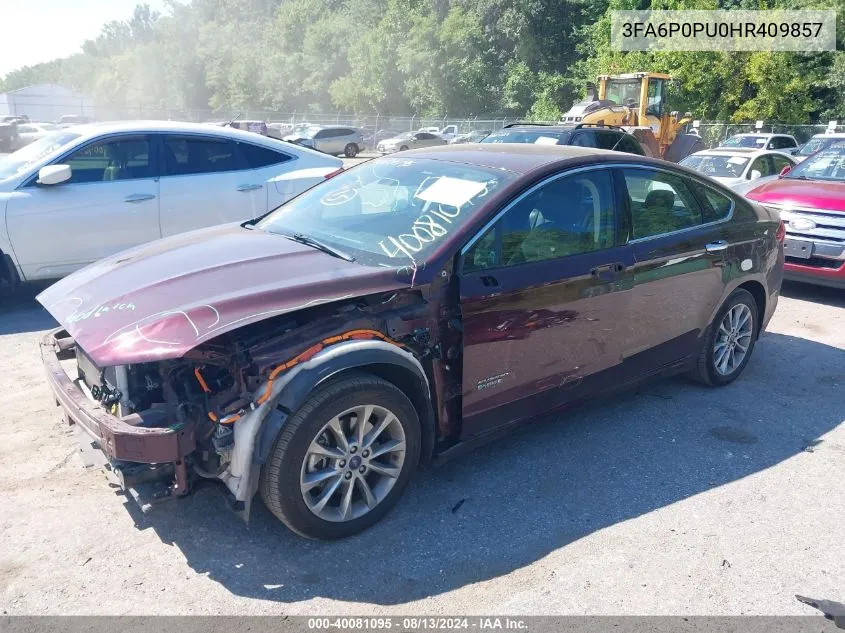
781, 280, 845, 309
0, 283, 57, 335
124, 331, 844, 605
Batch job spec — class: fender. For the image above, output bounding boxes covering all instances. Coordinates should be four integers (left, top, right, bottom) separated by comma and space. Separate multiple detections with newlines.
222, 339, 436, 508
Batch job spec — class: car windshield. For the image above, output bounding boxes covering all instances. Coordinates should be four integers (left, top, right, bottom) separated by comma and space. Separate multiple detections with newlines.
784, 144, 845, 182
257, 157, 515, 266
481, 129, 570, 145
721, 135, 767, 148
680, 154, 749, 178
798, 136, 839, 156
0, 131, 80, 181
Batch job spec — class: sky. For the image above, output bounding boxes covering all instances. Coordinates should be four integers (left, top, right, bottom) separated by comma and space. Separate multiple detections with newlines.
0, 0, 169, 78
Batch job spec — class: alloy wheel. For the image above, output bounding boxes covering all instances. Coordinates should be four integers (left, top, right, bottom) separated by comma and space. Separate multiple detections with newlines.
299, 404, 406, 522
713, 303, 753, 376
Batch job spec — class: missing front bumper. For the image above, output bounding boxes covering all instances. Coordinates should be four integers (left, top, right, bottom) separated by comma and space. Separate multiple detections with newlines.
40, 328, 195, 502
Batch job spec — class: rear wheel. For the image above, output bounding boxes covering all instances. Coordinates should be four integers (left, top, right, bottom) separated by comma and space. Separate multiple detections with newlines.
691, 289, 759, 386
260, 373, 421, 539
343, 143, 359, 158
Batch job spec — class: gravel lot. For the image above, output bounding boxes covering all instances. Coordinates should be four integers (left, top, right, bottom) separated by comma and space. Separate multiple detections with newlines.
0, 279, 843, 616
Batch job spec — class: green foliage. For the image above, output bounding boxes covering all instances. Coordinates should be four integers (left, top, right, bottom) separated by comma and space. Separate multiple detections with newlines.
0, 0, 841, 123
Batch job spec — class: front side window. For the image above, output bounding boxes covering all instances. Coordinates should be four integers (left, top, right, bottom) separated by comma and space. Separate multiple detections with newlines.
748, 156, 774, 178
570, 132, 598, 148
770, 154, 794, 174
464, 170, 616, 271
615, 134, 644, 155
163, 136, 237, 175
622, 168, 703, 240
64, 136, 152, 184
257, 157, 514, 267
771, 136, 796, 150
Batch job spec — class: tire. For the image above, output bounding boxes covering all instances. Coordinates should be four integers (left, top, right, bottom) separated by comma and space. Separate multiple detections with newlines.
343, 143, 359, 158
690, 288, 759, 386
399, 145, 409, 152
260, 372, 421, 539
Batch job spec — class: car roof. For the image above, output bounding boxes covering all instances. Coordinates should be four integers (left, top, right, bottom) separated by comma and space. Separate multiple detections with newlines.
399, 143, 653, 174
65, 120, 292, 145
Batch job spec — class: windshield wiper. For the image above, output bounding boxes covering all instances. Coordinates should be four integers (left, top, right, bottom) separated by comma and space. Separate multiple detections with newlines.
285, 233, 355, 262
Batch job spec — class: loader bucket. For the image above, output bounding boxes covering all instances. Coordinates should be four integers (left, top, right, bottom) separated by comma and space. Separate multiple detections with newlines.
663, 133, 705, 162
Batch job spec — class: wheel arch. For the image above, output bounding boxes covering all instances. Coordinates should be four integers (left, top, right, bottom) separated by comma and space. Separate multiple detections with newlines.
736, 279, 766, 335
255, 341, 436, 469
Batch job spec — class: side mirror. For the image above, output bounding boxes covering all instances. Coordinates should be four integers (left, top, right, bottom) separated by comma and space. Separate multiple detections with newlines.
779, 165, 792, 176
37, 164, 71, 186
749, 169, 763, 180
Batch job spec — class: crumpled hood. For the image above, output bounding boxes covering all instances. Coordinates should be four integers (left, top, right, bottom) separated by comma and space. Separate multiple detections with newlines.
37, 223, 407, 366
746, 178, 845, 212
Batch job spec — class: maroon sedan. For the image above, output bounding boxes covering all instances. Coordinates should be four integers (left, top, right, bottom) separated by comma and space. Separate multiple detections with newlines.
38, 145, 784, 539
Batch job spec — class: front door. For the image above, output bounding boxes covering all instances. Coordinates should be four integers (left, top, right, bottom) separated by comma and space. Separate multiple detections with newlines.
6, 134, 160, 280
459, 168, 634, 438
158, 134, 267, 237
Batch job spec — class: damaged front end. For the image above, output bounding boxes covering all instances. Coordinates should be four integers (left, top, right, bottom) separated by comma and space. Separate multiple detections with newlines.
40, 287, 442, 518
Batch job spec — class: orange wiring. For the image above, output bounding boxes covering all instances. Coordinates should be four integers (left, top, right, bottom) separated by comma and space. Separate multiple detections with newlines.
202, 329, 403, 424
254, 329, 403, 406
194, 367, 211, 393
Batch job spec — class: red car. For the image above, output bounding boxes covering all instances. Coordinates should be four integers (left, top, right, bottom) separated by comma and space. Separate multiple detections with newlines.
746, 143, 845, 289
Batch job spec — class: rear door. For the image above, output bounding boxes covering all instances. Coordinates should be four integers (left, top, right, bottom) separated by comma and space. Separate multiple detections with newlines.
459, 167, 635, 437
158, 134, 267, 236
6, 134, 160, 280
618, 166, 735, 371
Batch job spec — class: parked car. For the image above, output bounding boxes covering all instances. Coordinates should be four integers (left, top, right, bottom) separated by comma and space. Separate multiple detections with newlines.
794, 132, 845, 162
718, 133, 798, 153
450, 129, 491, 144
482, 123, 646, 156
11, 122, 60, 150
680, 148, 796, 195
0, 120, 342, 286
0, 119, 18, 151
284, 126, 364, 157
377, 131, 448, 153
57, 114, 93, 128
746, 142, 845, 289
38, 144, 783, 539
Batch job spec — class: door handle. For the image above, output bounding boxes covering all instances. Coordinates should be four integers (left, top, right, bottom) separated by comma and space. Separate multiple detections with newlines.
705, 240, 729, 253
591, 262, 625, 278
236, 184, 263, 192
124, 193, 156, 203
480, 275, 500, 288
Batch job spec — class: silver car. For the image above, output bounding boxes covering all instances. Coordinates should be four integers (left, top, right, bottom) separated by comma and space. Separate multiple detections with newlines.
377, 131, 448, 154
284, 126, 365, 157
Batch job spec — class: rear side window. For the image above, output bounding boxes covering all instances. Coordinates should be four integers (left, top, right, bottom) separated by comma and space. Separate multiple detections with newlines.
615, 135, 644, 155
163, 136, 238, 175
621, 168, 703, 240
693, 183, 733, 223
595, 131, 622, 151
237, 142, 291, 169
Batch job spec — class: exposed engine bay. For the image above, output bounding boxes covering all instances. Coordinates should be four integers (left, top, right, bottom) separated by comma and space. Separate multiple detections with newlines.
48, 286, 451, 516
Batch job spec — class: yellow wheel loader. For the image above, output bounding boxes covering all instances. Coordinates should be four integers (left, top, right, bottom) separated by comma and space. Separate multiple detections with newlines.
561, 72, 704, 161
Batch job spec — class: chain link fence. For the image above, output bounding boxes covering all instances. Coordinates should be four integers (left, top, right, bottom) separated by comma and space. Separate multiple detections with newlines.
4, 98, 842, 150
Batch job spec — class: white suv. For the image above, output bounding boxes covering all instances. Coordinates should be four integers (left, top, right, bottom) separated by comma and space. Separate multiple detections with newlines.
0, 121, 342, 285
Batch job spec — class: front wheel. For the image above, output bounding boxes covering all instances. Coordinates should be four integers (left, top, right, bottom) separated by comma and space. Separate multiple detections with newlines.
343, 143, 359, 158
260, 373, 421, 539
691, 288, 759, 386
399, 145, 409, 152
